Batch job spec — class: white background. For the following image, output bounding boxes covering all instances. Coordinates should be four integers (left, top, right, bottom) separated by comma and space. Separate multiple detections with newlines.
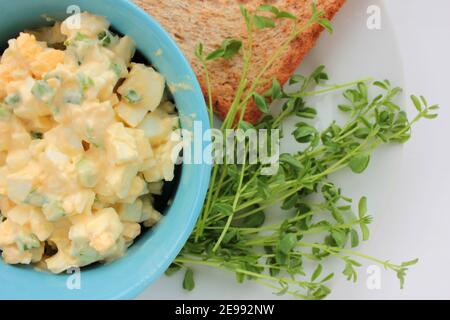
139, 0, 450, 300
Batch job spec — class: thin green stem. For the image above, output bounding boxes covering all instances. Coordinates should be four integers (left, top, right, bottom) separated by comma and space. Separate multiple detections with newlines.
222, 17, 254, 129
298, 78, 373, 97
200, 58, 215, 125
213, 146, 248, 252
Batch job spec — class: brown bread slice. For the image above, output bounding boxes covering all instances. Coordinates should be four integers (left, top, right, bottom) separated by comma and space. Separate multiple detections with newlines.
134, 0, 345, 124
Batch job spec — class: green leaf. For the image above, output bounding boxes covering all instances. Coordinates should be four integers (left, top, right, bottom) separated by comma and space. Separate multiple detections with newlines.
338, 104, 352, 113
258, 4, 279, 15
311, 65, 328, 84
235, 270, 245, 283
296, 106, 317, 119
411, 95, 422, 112
401, 258, 419, 267
311, 1, 318, 15
354, 128, 370, 139
213, 202, 234, 216
318, 18, 333, 34
312, 285, 331, 300
194, 43, 204, 60
383, 101, 400, 111
350, 229, 359, 248
123, 90, 142, 104
389, 86, 403, 97
358, 82, 368, 98
280, 153, 303, 169
254, 15, 276, 29
397, 269, 406, 289
429, 105, 440, 111
165, 263, 181, 276
183, 268, 195, 291
331, 209, 345, 224
239, 121, 255, 132
293, 122, 317, 144
289, 74, 304, 85
360, 223, 370, 241
321, 273, 334, 283
222, 230, 238, 244
206, 39, 242, 61
277, 11, 297, 20
205, 49, 224, 61
343, 89, 357, 103
256, 180, 271, 200
419, 95, 428, 107
358, 197, 367, 219
281, 193, 298, 210
240, 5, 251, 25
279, 233, 297, 255
275, 249, 288, 265
275, 287, 289, 297
268, 260, 281, 277
349, 154, 370, 174
265, 79, 283, 100
311, 264, 323, 281
424, 113, 438, 119
342, 261, 358, 282
241, 211, 266, 228
253, 93, 269, 113
373, 81, 388, 90
331, 229, 347, 248
349, 259, 362, 267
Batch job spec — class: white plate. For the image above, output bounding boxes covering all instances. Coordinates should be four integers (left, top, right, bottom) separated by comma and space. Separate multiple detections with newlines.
139, 0, 445, 300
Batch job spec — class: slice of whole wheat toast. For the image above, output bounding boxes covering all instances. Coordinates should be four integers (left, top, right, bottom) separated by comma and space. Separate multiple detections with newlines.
134, 0, 345, 124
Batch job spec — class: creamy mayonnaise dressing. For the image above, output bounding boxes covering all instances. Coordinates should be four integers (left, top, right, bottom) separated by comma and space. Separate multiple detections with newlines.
0, 12, 181, 273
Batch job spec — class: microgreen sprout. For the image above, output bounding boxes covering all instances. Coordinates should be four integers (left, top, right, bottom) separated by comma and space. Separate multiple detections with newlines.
170, 2, 438, 299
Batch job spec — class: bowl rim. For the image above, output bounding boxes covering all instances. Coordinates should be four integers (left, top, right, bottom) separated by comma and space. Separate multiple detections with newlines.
0, 0, 212, 300
112, 0, 212, 300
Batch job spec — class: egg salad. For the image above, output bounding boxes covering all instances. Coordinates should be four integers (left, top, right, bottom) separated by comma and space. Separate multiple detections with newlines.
0, 13, 181, 273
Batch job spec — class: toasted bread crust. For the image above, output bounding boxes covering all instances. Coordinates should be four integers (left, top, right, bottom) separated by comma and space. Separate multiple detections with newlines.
135, 0, 345, 124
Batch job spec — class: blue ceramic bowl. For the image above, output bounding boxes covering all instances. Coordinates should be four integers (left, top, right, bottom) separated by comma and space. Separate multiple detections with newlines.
0, 0, 211, 299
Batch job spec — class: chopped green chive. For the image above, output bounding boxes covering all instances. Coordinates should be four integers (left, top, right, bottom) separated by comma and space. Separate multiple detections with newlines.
43, 200, 66, 222
65, 33, 94, 47
25, 189, 48, 207
64, 90, 83, 105
44, 72, 62, 82
110, 62, 123, 77
124, 90, 142, 104
0, 105, 11, 119
77, 73, 94, 90
31, 80, 55, 103
4, 93, 21, 106
16, 234, 40, 251
31, 131, 43, 140
86, 127, 102, 148
98, 31, 112, 47
74, 32, 89, 41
